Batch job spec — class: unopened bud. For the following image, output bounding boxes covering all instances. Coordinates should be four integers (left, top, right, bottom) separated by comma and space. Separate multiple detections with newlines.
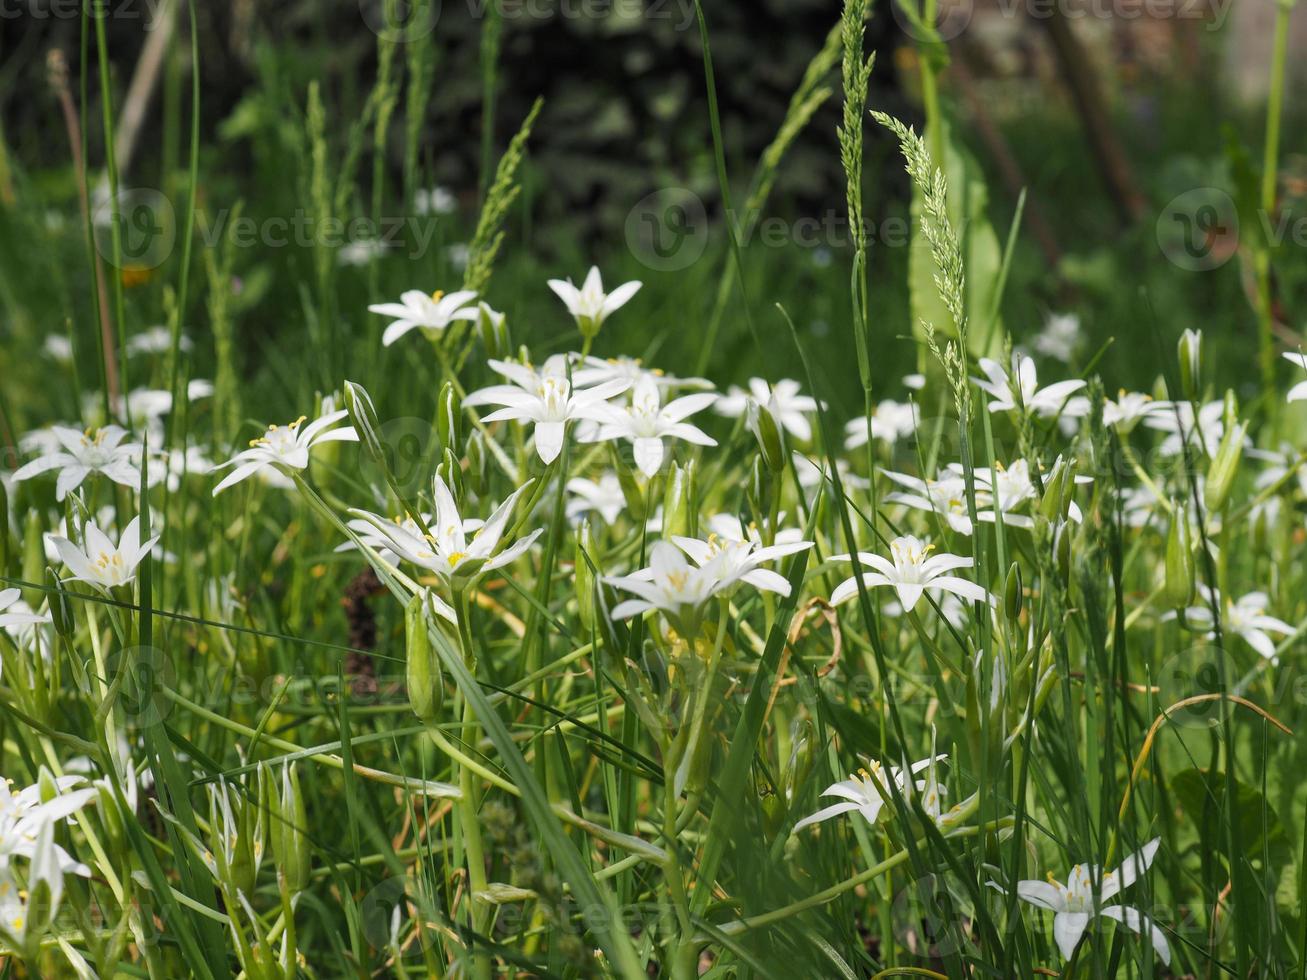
46, 567, 74, 639
1163, 499, 1196, 608
478, 303, 509, 358
661, 461, 693, 539
405, 592, 443, 723
1177, 329, 1202, 400
1204, 421, 1246, 514
269, 763, 311, 893
574, 521, 597, 632
746, 457, 773, 522
436, 448, 462, 499
22, 510, 44, 609
1003, 562, 1023, 623
747, 398, 786, 474
465, 430, 487, 496
436, 381, 461, 451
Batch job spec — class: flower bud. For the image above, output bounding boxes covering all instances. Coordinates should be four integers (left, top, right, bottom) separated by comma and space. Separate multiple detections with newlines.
478, 302, 509, 358
0, 478, 10, 575
746, 457, 773, 523
1177, 329, 1202, 400
661, 461, 693, 539
747, 398, 786, 474
46, 566, 74, 639
609, 444, 646, 521
436, 381, 461, 451
1003, 562, 1023, 623
465, 429, 488, 496
1163, 499, 1196, 609
1204, 420, 1246, 514
269, 763, 311, 893
574, 521, 597, 632
22, 510, 45, 609
1038, 458, 1069, 522
344, 380, 386, 466
406, 592, 442, 723
1053, 521, 1071, 584
436, 448, 463, 499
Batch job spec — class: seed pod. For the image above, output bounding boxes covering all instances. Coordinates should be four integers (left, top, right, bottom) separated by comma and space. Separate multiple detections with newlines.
1003, 562, 1023, 623
1163, 499, 1196, 609
747, 398, 786, 474
1177, 329, 1202, 400
436, 381, 461, 451
405, 592, 443, 723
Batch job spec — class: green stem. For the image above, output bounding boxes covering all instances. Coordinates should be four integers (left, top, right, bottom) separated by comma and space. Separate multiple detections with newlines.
454, 588, 492, 980
1256, 1, 1290, 395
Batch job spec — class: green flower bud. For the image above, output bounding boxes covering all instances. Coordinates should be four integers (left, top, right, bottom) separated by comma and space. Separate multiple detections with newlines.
477, 303, 509, 359
574, 521, 597, 633
747, 398, 786, 474
436, 448, 463, 500
436, 381, 461, 451
1003, 562, 1023, 623
269, 763, 311, 893
465, 429, 488, 496
46, 566, 74, 639
1038, 459, 1068, 523
1204, 420, 1246, 514
661, 461, 693, 539
1163, 499, 1196, 609
1053, 521, 1071, 584
406, 592, 442, 723
21, 510, 44, 609
344, 380, 386, 466
609, 444, 646, 521
1177, 329, 1202, 400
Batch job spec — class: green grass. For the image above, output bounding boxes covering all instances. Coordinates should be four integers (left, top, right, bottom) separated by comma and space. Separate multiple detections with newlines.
0, 1, 1305, 977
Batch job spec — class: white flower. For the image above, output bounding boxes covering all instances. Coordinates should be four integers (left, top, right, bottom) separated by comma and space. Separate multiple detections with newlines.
1176, 585, 1294, 661
584, 377, 717, 477
212, 410, 357, 495
670, 517, 812, 599
414, 186, 456, 216
0, 589, 48, 631
903, 373, 926, 391
1284, 351, 1307, 403
0, 774, 95, 875
844, 400, 919, 450
882, 469, 975, 534
792, 755, 948, 832
49, 517, 158, 590
566, 473, 627, 525
547, 266, 641, 334
0, 823, 71, 951
989, 839, 1169, 965
830, 535, 990, 613
464, 354, 630, 464
13, 425, 143, 501
1144, 400, 1240, 457
1032, 312, 1081, 363
338, 238, 387, 267
571, 355, 710, 394
716, 378, 817, 441
958, 458, 1089, 529
604, 541, 732, 631
352, 476, 541, 588
126, 325, 192, 357
973, 354, 1089, 420
1102, 391, 1170, 433
43, 335, 74, 362
369, 289, 479, 347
